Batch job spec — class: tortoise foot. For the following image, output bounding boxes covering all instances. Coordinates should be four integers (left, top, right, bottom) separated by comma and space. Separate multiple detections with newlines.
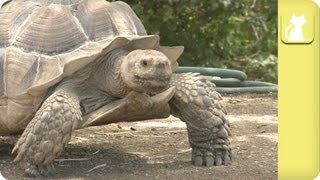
192, 147, 231, 167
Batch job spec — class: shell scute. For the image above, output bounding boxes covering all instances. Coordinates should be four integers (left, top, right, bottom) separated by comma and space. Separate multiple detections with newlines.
74, 0, 146, 41
0, 1, 37, 47
3, 48, 38, 97
13, 4, 87, 55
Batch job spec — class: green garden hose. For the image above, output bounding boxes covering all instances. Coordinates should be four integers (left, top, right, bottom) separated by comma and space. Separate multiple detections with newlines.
215, 87, 278, 94
212, 79, 277, 87
176, 66, 247, 81
176, 66, 278, 94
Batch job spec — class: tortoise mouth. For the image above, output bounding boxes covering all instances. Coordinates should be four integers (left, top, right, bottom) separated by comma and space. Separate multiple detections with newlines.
134, 75, 171, 82
132, 75, 171, 91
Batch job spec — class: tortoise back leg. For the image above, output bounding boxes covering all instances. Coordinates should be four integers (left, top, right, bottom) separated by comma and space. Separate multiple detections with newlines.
169, 73, 231, 166
12, 87, 82, 176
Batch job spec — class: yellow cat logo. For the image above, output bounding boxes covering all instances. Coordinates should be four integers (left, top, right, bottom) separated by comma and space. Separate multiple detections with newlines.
281, 8, 314, 44
284, 14, 306, 42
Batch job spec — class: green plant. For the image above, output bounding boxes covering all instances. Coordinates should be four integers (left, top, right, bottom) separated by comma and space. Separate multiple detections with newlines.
114, 0, 278, 83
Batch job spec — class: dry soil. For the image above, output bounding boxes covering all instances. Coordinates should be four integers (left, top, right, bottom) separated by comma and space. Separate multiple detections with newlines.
0, 93, 278, 180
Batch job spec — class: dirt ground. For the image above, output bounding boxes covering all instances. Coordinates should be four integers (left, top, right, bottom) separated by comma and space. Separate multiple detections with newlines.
0, 93, 278, 180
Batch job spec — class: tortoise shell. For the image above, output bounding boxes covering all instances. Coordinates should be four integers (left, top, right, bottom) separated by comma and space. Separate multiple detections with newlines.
0, 0, 183, 134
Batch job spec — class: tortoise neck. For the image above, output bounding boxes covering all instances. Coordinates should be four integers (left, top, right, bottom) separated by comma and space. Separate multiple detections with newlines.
90, 49, 131, 98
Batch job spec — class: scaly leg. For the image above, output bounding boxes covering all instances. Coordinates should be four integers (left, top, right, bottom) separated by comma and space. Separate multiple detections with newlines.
12, 88, 82, 176
169, 73, 231, 166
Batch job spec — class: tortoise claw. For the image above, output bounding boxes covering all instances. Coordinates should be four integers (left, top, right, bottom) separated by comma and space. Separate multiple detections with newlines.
25, 162, 55, 177
192, 147, 231, 167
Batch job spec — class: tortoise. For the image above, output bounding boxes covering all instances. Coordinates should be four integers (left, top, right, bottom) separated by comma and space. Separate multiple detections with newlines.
0, 0, 231, 176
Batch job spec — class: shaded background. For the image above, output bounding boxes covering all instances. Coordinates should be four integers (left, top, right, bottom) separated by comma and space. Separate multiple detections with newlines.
115, 0, 277, 83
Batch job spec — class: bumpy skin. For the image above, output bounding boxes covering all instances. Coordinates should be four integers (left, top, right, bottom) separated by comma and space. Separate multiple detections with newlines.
10, 48, 175, 176
12, 86, 82, 176
169, 73, 231, 166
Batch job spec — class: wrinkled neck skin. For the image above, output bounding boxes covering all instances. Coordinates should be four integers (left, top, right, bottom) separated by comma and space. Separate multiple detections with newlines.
89, 49, 131, 98
52, 48, 171, 115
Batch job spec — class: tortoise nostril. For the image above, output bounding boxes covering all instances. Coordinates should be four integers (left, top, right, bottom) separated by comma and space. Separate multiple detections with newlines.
156, 59, 171, 69
156, 62, 166, 68
141, 60, 148, 67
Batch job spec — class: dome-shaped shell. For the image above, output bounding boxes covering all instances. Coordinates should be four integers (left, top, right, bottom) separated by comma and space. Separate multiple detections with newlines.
0, 0, 183, 98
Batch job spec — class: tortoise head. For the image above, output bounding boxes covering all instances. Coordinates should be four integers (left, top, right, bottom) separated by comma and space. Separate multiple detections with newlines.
120, 49, 172, 94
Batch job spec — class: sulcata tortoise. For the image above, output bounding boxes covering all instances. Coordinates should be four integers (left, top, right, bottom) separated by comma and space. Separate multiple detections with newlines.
0, 0, 231, 176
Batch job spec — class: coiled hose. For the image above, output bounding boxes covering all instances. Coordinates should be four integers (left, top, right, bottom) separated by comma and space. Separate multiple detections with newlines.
176, 66, 278, 94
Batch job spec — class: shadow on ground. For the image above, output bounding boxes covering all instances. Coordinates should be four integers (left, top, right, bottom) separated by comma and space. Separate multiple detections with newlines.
0, 93, 278, 180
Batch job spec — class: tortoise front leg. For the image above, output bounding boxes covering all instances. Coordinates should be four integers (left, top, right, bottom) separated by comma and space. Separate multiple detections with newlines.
169, 73, 232, 166
12, 88, 82, 176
